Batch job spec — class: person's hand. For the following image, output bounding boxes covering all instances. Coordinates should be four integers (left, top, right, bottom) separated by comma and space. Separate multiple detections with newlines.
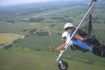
51, 47, 57, 52
49, 46, 57, 52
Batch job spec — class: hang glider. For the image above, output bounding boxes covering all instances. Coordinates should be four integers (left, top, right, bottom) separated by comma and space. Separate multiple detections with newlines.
56, 0, 105, 70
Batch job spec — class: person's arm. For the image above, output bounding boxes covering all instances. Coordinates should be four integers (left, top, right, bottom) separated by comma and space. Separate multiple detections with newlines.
74, 34, 88, 40
52, 38, 66, 52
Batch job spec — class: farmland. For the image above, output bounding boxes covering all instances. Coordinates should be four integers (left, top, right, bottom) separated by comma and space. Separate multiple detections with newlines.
0, 0, 105, 70
0, 33, 24, 43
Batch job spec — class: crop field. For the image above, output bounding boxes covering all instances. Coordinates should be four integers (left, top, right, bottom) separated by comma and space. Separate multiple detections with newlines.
0, 1, 105, 70
0, 23, 32, 35
0, 33, 24, 43
0, 33, 24, 48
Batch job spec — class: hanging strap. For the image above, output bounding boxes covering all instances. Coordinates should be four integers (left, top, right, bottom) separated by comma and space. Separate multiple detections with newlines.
88, 0, 97, 35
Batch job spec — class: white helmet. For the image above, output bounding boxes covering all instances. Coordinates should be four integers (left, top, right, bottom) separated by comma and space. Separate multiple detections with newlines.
64, 23, 74, 29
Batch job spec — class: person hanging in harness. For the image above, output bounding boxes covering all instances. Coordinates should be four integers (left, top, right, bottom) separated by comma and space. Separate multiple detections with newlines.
52, 23, 105, 57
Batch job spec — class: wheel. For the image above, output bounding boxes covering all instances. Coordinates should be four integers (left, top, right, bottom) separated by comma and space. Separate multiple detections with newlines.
57, 60, 68, 70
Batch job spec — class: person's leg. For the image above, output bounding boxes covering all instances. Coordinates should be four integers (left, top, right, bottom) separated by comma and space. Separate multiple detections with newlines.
86, 36, 100, 47
92, 46, 105, 57
73, 39, 105, 57
73, 39, 92, 52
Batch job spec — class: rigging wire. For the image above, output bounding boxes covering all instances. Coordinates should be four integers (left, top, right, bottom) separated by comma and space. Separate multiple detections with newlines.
83, 0, 97, 37
45, 25, 54, 49
87, 0, 104, 43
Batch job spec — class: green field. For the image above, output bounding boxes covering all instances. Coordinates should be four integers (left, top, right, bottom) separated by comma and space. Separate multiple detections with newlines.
0, 22, 105, 70
0, 1, 105, 70
0, 47, 105, 70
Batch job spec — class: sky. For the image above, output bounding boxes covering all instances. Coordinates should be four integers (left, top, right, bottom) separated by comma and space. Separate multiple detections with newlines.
0, 0, 53, 6
0, 0, 99, 6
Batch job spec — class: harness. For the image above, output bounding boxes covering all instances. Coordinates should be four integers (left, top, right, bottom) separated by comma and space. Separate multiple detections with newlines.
70, 27, 100, 51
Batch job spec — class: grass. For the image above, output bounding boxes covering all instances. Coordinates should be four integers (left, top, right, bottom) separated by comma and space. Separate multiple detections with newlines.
0, 47, 57, 70
0, 47, 105, 70
13, 34, 61, 51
